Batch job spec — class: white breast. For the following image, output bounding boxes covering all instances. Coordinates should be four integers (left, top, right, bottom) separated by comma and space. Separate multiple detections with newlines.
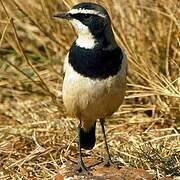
62, 53, 127, 129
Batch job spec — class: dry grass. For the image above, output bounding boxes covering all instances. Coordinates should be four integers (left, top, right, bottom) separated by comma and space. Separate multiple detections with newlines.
0, 0, 179, 179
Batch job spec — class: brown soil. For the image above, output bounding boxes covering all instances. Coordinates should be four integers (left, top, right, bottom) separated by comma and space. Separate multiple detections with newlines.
54, 157, 158, 180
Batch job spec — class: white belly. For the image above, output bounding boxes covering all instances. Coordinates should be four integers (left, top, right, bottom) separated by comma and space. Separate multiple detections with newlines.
62, 57, 127, 129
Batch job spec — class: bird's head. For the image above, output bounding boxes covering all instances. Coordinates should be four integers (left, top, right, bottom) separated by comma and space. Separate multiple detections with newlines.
54, 3, 117, 49
53, 3, 110, 36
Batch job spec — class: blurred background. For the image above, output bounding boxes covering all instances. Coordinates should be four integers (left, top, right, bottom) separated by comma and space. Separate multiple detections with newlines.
0, 0, 179, 179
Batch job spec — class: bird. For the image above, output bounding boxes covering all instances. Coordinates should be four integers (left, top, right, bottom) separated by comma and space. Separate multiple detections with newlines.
53, 2, 127, 173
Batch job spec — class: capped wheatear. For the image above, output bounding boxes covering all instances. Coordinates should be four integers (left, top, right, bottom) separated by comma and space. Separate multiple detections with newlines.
53, 2, 127, 173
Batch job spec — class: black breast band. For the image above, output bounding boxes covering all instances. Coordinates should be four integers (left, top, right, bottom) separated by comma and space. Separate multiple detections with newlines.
69, 43, 123, 79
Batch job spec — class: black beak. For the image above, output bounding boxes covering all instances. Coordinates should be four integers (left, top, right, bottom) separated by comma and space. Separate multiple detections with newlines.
53, 12, 71, 20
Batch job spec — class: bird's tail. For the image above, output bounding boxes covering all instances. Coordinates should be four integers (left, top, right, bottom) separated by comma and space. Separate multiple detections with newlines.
79, 122, 96, 150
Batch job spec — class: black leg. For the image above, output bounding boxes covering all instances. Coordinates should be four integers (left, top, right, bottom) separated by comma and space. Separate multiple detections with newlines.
76, 125, 89, 173
100, 118, 113, 166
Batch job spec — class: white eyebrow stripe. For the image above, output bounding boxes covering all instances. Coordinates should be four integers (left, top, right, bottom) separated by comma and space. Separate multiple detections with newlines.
68, 8, 106, 18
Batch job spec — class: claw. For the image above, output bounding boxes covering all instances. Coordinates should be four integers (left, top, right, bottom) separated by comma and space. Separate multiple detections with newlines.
76, 164, 92, 175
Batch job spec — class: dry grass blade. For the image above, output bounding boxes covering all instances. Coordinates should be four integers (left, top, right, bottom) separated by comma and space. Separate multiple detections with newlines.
0, 18, 10, 47
11, 19, 53, 94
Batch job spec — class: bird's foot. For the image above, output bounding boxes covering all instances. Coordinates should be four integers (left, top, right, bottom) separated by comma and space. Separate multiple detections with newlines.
104, 158, 113, 167
76, 162, 92, 176
103, 157, 125, 168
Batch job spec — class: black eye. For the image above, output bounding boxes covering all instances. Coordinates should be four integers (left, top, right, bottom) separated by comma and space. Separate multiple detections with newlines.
83, 14, 91, 19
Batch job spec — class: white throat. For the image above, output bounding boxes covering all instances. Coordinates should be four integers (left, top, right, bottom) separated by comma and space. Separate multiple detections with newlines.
70, 19, 97, 49
76, 33, 96, 49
